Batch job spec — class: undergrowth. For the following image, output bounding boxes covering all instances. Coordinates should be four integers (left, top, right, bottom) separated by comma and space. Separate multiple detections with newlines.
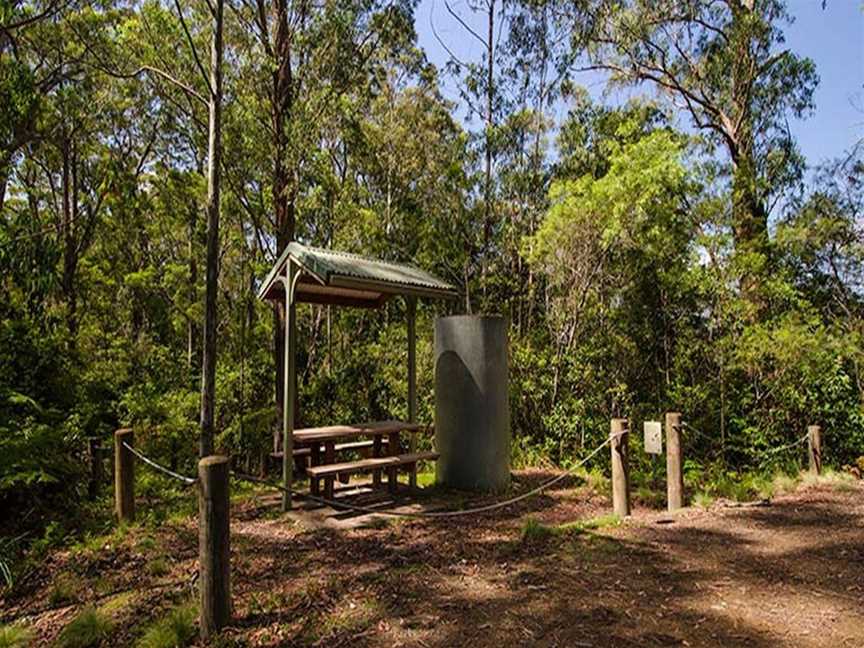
135, 601, 197, 648
521, 513, 621, 543
0, 624, 33, 648
55, 606, 114, 648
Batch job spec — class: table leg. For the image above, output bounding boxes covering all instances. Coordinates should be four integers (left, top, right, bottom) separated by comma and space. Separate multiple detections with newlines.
387, 465, 398, 495
311, 444, 321, 467
388, 432, 401, 490
372, 436, 382, 487
324, 441, 335, 500
388, 432, 401, 456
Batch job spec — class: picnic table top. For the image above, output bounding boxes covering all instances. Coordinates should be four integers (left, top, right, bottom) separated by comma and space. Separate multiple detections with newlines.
293, 419, 424, 443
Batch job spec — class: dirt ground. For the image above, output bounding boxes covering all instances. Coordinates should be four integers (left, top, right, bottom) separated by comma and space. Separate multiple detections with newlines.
3, 473, 863, 647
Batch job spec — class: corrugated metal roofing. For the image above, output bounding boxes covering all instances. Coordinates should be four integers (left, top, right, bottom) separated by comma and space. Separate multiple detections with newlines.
258, 242, 458, 304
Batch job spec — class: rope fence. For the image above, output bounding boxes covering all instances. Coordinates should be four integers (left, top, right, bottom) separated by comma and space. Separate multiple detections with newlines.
108, 417, 824, 641
763, 432, 810, 457
122, 441, 197, 486
115, 421, 821, 520
234, 430, 624, 519
119, 430, 626, 519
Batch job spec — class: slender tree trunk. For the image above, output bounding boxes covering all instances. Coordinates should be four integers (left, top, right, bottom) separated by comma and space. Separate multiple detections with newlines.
188, 204, 198, 375
0, 154, 10, 214
481, 0, 495, 298
61, 136, 79, 347
199, 0, 224, 458
271, 0, 296, 453
728, 2, 769, 303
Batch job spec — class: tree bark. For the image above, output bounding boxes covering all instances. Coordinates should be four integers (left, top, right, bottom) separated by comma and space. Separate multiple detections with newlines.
482, 0, 495, 297
61, 135, 79, 347
187, 203, 198, 375
271, 0, 297, 453
728, 2, 769, 299
199, 0, 224, 458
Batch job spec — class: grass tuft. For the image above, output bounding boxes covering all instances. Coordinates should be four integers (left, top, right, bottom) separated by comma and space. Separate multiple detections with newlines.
692, 492, 714, 508
520, 517, 554, 543
0, 623, 34, 648
48, 575, 79, 607
521, 514, 620, 544
55, 606, 113, 648
801, 469, 858, 492
135, 601, 197, 648
146, 558, 170, 578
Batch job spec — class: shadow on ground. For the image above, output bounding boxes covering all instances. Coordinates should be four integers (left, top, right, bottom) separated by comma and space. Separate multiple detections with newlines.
225, 480, 864, 647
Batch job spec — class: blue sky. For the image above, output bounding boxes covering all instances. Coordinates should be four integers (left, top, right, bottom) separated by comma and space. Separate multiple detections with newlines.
415, 0, 864, 171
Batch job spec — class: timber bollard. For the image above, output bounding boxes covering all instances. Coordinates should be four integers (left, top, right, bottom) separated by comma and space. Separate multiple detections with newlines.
665, 412, 684, 511
114, 429, 135, 522
198, 455, 231, 640
610, 418, 631, 517
808, 425, 822, 475
88, 437, 103, 501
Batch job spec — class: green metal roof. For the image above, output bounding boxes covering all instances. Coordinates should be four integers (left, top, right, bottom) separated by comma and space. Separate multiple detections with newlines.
258, 242, 458, 307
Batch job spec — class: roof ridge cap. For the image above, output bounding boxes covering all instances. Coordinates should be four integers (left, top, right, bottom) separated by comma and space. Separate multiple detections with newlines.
296, 242, 433, 275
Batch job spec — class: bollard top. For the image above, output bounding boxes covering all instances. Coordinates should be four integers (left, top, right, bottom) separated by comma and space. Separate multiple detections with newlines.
199, 455, 230, 468
114, 428, 133, 437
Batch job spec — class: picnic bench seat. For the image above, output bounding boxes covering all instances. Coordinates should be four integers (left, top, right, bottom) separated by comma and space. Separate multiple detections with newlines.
306, 451, 438, 498
271, 438, 386, 461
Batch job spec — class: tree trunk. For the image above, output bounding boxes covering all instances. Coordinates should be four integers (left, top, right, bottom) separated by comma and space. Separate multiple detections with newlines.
199, 0, 224, 458
729, 2, 769, 302
188, 203, 198, 376
271, 0, 296, 453
61, 136, 79, 347
481, 0, 495, 298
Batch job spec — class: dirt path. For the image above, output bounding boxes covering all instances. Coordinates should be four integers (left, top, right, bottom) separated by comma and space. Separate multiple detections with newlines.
5, 477, 863, 647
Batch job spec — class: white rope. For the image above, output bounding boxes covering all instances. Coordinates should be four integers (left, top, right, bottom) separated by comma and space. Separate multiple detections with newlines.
763, 432, 810, 457
233, 432, 623, 519
122, 441, 197, 485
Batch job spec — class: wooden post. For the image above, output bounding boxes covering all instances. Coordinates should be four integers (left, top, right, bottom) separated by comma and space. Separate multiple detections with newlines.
114, 429, 135, 523
407, 297, 417, 488
665, 412, 683, 511
808, 425, 822, 475
282, 260, 297, 511
610, 418, 630, 517
88, 437, 103, 501
198, 455, 231, 640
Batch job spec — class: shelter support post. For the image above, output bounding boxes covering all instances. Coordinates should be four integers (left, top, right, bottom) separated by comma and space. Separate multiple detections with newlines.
407, 297, 417, 488
808, 425, 822, 475
665, 412, 683, 511
610, 418, 630, 517
282, 261, 297, 511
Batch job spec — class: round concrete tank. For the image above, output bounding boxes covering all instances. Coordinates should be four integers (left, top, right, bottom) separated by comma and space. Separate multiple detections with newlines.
434, 315, 511, 493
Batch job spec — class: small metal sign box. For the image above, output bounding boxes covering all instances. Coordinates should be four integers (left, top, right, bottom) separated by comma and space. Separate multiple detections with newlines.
644, 421, 663, 454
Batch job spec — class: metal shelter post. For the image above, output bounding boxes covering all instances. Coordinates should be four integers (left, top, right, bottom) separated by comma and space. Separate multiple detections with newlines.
282, 260, 297, 511
407, 297, 417, 487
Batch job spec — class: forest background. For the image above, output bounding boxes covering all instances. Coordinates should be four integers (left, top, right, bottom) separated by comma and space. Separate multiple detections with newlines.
1, 0, 863, 552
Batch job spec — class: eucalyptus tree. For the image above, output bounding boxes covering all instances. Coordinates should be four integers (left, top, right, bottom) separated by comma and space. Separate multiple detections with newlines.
570, 0, 817, 303
431, 0, 508, 302
226, 0, 420, 451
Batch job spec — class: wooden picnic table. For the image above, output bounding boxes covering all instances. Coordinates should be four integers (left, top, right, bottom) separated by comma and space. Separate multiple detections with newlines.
292, 420, 428, 498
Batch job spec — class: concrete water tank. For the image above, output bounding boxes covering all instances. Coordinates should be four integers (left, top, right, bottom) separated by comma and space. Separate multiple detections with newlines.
434, 315, 511, 493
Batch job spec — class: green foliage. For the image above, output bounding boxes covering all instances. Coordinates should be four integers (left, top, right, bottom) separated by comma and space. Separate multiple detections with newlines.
54, 607, 114, 648
521, 513, 621, 544
0, 0, 861, 561
135, 602, 197, 648
0, 624, 34, 648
